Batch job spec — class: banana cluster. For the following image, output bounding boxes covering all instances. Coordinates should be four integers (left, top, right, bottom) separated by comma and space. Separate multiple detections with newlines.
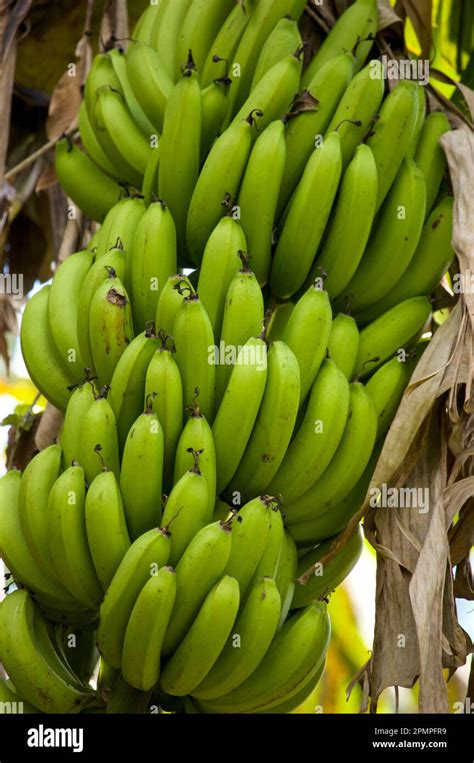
7, 0, 456, 714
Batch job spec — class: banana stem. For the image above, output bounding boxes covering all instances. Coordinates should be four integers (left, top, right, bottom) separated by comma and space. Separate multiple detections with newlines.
106, 676, 152, 714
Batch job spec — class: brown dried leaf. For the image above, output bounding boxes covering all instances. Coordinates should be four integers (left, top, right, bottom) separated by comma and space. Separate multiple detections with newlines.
0, 295, 19, 373
377, 0, 404, 33
35, 161, 58, 193
34, 403, 64, 451
398, 0, 432, 59
100, 0, 129, 51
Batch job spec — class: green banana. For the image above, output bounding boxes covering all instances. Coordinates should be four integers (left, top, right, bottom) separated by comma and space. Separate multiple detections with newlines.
155, 274, 187, 337
148, 0, 194, 80
213, 336, 268, 494
266, 300, 295, 343
325, 59, 385, 170
55, 139, 122, 222
89, 267, 134, 387
249, 504, 285, 584
231, 341, 300, 500
197, 216, 247, 338
47, 465, 103, 611
83, 52, 123, 115
108, 47, 157, 137
193, 576, 281, 700
302, 0, 378, 86
119, 401, 164, 541
357, 197, 454, 322
122, 566, 177, 691
275, 531, 298, 628
48, 249, 94, 378
269, 359, 350, 504
96, 196, 146, 261
251, 17, 302, 89
130, 200, 177, 330
327, 314, 360, 380
142, 144, 161, 206
366, 355, 415, 440
238, 119, 286, 286
312, 143, 378, 299
79, 387, 120, 484
127, 41, 173, 133
97, 528, 171, 668
406, 83, 427, 158
79, 100, 121, 179
292, 526, 364, 608
215, 254, 265, 404
281, 284, 333, 404
162, 450, 208, 565
158, 53, 201, 257
85, 469, 131, 590
354, 297, 432, 378
200, 77, 231, 160
173, 394, 216, 525
200, 2, 251, 87
366, 79, 420, 211
261, 659, 325, 713
224, 496, 274, 596
172, 282, 216, 422
161, 575, 240, 696
414, 111, 450, 215
197, 601, 330, 713
271, 131, 342, 299
283, 382, 378, 525
335, 158, 427, 313
175, 0, 235, 75
60, 378, 97, 468
162, 520, 233, 656
0, 680, 39, 713
20, 285, 74, 411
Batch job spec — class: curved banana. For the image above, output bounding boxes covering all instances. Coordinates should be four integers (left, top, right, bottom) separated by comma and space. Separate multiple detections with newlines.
83, 52, 122, 114
238, 119, 286, 287
176, 0, 235, 75
142, 144, 161, 206
96, 196, 146, 261
213, 336, 268, 494
224, 496, 274, 596
47, 465, 103, 611
97, 528, 171, 668
406, 83, 427, 158
266, 300, 295, 343
200, 77, 231, 160
0, 680, 39, 713
231, 341, 300, 500
275, 531, 298, 629
354, 297, 432, 378
251, 17, 302, 89
122, 566, 177, 691
120, 402, 164, 541
249, 504, 285, 584
160, 575, 240, 696
155, 273, 187, 337
148, 0, 193, 80
260, 659, 325, 713
414, 111, 451, 216
20, 285, 74, 411
162, 520, 233, 656
78, 100, 121, 179
271, 131, 342, 299
108, 47, 157, 137
215, 255, 265, 404
60, 378, 97, 468
327, 314, 360, 380
89, 268, 134, 387
85, 469, 130, 590
162, 451, 209, 565
269, 359, 350, 504
366, 355, 415, 440
79, 388, 120, 484
283, 383, 378, 525
201, 2, 251, 87
312, 143, 378, 299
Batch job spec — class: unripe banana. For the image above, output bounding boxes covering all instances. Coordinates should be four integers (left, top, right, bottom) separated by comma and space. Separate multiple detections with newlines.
283, 383, 378, 525
79, 388, 120, 484
197, 601, 330, 714
251, 18, 302, 89
162, 520, 233, 656
278, 53, 354, 215
406, 83, 427, 158
335, 158, 427, 313
325, 59, 385, 170
238, 120, 286, 287
84, 53, 123, 114
109, 328, 160, 450
161, 575, 240, 696
48, 249, 93, 378
414, 111, 451, 215
97, 528, 171, 668
200, 2, 251, 87
130, 200, 177, 330
176, 0, 235, 75
366, 79, 420, 211
0, 680, 38, 713
186, 112, 258, 265
142, 144, 160, 206
213, 336, 268, 494
275, 531, 298, 629
292, 526, 364, 608
85, 469, 131, 590
173, 396, 216, 525
354, 297, 432, 378
224, 496, 274, 596
327, 314, 360, 380
261, 659, 325, 713
120, 401, 164, 541
161, 450, 208, 566
269, 360, 350, 504
302, 0, 378, 86
55, 139, 122, 222
125, 42, 172, 131
96, 196, 146, 260
122, 566, 177, 691
271, 131, 342, 299
231, 341, 300, 500
89, 268, 134, 387
158, 54, 201, 258
197, 217, 247, 338
250, 505, 285, 584
266, 300, 295, 343
20, 285, 74, 411
215, 254, 265, 404
60, 378, 97, 468
155, 274, 187, 337
148, 0, 193, 80
357, 197, 454, 322
193, 576, 281, 700
108, 47, 157, 137
281, 284, 333, 405
366, 355, 415, 440
200, 77, 231, 160
79, 100, 121, 179
311, 143, 378, 299
47, 465, 103, 611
